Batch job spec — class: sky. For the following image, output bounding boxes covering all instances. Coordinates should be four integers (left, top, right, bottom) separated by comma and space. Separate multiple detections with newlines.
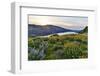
28, 15, 88, 30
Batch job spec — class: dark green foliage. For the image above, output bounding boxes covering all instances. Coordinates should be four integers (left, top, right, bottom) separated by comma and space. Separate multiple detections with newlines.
50, 34, 59, 37
28, 33, 88, 60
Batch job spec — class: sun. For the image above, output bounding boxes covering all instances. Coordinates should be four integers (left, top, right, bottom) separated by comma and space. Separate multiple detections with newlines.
39, 18, 49, 25
29, 16, 52, 25
38, 17, 51, 25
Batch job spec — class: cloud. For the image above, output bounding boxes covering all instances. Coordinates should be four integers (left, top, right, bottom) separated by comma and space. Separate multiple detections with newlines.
28, 15, 88, 30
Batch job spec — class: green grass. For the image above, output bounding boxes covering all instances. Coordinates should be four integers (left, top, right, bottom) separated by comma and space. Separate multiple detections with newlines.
28, 33, 88, 60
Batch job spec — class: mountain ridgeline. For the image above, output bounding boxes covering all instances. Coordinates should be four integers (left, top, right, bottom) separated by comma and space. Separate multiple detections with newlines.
79, 26, 88, 33
28, 24, 83, 36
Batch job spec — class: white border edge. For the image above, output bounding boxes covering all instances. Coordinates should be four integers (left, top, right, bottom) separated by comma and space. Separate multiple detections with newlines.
11, 2, 21, 74
11, 2, 15, 73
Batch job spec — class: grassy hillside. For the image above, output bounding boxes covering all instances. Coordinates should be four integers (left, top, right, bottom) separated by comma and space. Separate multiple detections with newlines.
28, 32, 88, 60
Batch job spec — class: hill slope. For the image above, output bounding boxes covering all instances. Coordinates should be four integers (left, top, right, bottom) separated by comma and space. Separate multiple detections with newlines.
80, 26, 88, 33
28, 24, 81, 36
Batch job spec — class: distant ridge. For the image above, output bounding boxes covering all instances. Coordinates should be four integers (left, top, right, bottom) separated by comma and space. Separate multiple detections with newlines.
28, 24, 81, 36
79, 26, 88, 33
